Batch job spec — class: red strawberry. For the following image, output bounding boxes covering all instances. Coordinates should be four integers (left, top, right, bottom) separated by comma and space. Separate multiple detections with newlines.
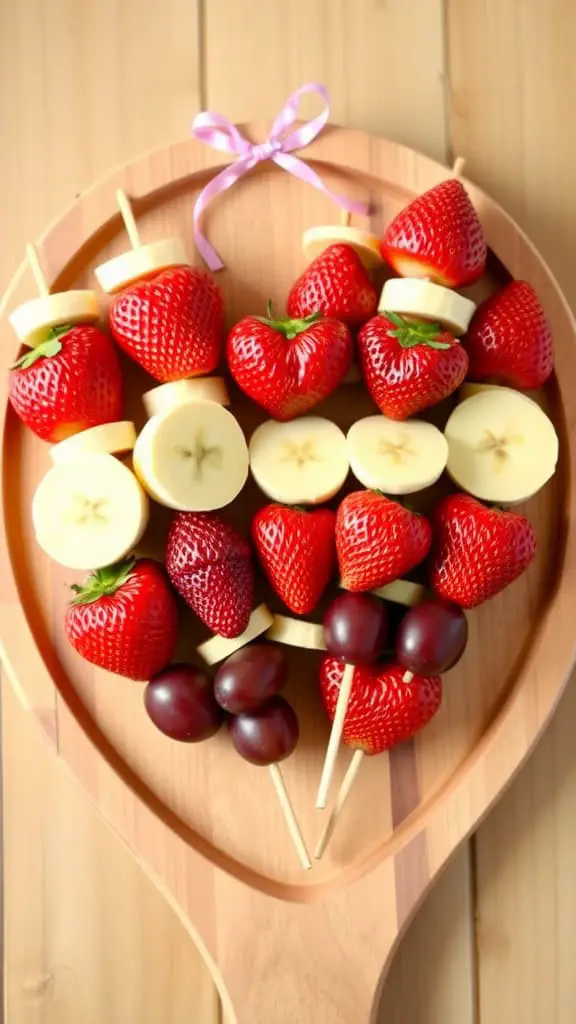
65, 558, 179, 681
166, 511, 254, 637
286, 244, 378, 327
358, 312, 468, 419
227, 308, 352, 421
464, 281, 554, 388
430, 493, 537, 608
336, 491, 432, 592
251, 504, 336, 615
380, 179, 487, 287
320, 657, 442, 754
9, 324, 122, 442
109, 266, 224, 382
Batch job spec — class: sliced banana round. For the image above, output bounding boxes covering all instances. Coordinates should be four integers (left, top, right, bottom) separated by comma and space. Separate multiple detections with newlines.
133, 400, 249, 511
302, 225, 383, 269
445, 389, 559, 503
95, 239, 188, 294
459, 381, 540, 409
249, 417, 349, 505
378, 278, 476, 336
347, 415, 448, 495
266, 614, 326, 651
50, 421, 137, 464
197, 604, 274, 665
9, 292, 100, 348
339, 577, 426, 607
32, 453, 149, 571
143, 377, 230, 418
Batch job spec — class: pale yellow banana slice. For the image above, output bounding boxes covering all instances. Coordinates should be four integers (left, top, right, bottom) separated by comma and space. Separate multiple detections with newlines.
339, 577, 426, 606
302, 225, 383, 269
249, 416, 349, 505
458, 381, 539, 408
133, 401, 249, 511
9, 292, 100, 348
445, 389, 559, 503
32, 453, 149, 570
347, 414, 448, 495
50, 421, 137, 464
378, 278, 476, 335
197, 604, 273, 665
143, 377, 230, 418
95, 239, 188, 294
266, 614, 326, 651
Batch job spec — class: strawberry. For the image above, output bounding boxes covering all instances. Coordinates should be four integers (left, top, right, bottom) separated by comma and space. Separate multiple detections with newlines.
165, 511, 254, 637
286, 244, 378, 327
9, 324, 122, 442
336, 491, 432, 592
65, 558, 179, 681
227, 307, 352, 421
464, 281, 554, 388
251, 504, 336, 615
380, 179, 486, 287
357, 312, 468, 419
430, 493, 537, 608
109, 266, 224, 382
320, 657, 442, 754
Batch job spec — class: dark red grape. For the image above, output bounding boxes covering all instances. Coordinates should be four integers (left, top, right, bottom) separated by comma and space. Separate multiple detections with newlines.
228, 696, 299, 766
323, 591, 388, 664
144, 664, 224, 742
395, 599, 468, 675
214, 643, 288, 714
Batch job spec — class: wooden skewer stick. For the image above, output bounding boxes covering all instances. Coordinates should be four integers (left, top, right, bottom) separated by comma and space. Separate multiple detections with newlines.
26, 243, 50, 298
268, 763, 312, 871
452, 156, 466, 178
116, 188, 142, 250
314, 748, 365, 860
340, 209, 352, 228
316, 662, 355, 810
402, 670, 414, 683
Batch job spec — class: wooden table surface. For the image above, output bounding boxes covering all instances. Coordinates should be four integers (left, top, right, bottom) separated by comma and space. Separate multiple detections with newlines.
1, 1, 576, 1020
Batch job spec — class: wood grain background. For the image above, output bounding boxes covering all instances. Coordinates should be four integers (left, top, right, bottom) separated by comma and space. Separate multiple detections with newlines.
1, 0, 575, 1020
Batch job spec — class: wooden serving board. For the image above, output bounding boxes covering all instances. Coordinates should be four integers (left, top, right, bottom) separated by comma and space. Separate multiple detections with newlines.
0, 125, 575, 1023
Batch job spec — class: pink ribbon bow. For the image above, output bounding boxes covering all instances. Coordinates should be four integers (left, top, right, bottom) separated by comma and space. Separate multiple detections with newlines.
191, 82, 369, 271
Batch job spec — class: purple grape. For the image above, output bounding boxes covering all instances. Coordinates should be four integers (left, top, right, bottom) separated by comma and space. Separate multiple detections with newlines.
144, 664, 224, 742
323, 591, 388, 664
214, 643, 288, 714
228, 696, 299, 766
395, 599, 468, 675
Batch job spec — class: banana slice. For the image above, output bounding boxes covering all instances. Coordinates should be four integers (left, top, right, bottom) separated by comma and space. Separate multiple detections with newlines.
249, 417, 349, 505
339, 577, 426, 606
9, 292, 100, 348
133, 400, 249, 511
143, 378, 230, 418
458, 382, 539, 409
347, 415, 448, 495
197, 604, 273, 665
266, 614, 326, 651
95, 239, 188, 294
50, 421, 137, 464
302, 226, 383, 269
378, 278, 476, 335
445, 389, 559, 503
32, 453, 149, 570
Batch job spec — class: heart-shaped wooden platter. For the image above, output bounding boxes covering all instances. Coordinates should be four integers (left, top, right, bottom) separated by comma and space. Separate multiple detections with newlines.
1, 125, 575, 1023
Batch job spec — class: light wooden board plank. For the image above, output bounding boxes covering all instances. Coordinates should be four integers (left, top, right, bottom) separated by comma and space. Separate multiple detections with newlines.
448, 1, 576, 1019
2, 681, 220, 1024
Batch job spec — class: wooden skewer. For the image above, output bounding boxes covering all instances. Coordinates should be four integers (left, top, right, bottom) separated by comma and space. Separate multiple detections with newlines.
452, 156, 466, 178
116, 188, 142, 249
316, 662, 355, 809
340, 209, 352, 227
268, 763, 312, 871
26, 243, 49, 298
314, 749, 365, 859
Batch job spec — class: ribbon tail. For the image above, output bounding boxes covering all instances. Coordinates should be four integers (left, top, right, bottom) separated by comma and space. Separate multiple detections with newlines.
193, 158, 254, 271
273, 153, 369, 217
